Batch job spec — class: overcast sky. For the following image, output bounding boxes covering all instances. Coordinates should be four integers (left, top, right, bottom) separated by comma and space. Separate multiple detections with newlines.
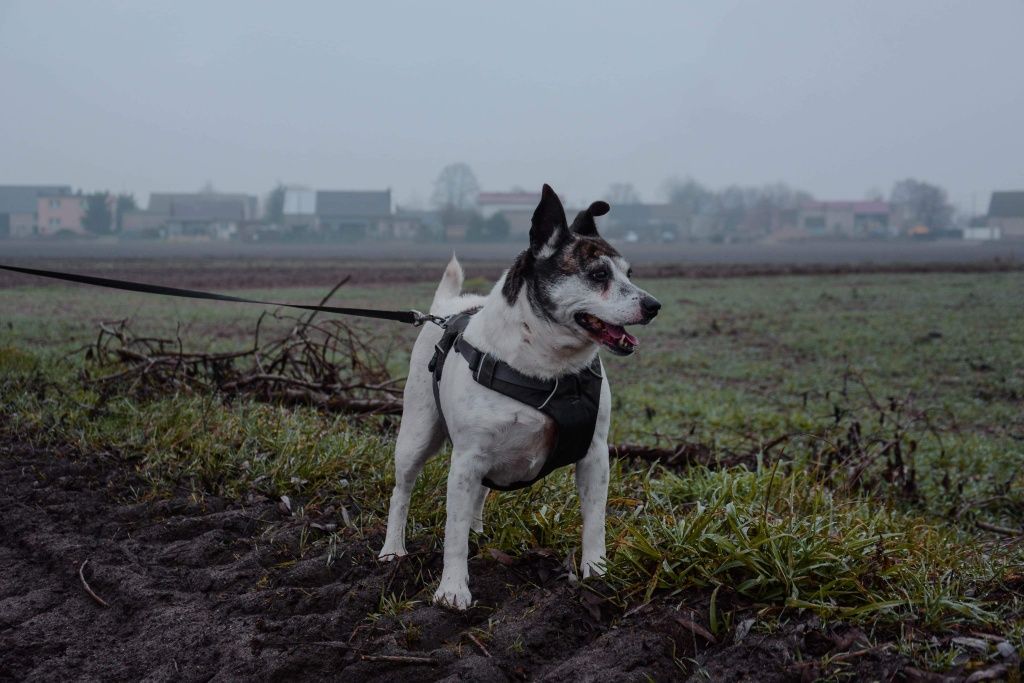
2, 1, 1022, 212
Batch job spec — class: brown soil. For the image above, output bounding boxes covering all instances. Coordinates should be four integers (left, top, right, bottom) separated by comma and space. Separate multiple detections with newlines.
1, 439, 980, 682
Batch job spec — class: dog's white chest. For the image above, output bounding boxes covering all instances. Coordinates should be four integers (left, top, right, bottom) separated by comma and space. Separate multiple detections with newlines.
439, 362, 558, 487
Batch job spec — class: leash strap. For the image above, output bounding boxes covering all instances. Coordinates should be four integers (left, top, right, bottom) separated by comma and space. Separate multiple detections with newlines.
0, 263, 442, 326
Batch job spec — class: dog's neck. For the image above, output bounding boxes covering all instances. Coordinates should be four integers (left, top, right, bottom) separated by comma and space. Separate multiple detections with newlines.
463, 273, 599, 379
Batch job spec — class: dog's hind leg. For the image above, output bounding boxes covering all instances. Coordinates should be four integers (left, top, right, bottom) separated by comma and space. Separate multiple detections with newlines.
470, 484, 488, 534
434, 454, 483, 610
379, 399, 444, 561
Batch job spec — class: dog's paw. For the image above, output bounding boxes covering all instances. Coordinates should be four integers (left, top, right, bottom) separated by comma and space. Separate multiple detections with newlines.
377, 547, 407, 562
433, 582, 472, 610
581, 557, 606, 579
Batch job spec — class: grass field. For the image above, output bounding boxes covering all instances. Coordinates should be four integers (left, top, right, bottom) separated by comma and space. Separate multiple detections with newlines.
2, 269, 1022, 678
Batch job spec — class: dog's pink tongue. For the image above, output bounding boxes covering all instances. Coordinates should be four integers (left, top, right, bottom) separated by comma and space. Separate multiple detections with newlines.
604, 324, 638, 348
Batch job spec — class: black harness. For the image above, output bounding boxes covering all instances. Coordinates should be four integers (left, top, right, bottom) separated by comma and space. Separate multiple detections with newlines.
428, 310, 603, 491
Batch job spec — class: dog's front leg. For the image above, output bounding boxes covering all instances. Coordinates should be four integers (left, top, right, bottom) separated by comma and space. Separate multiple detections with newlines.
576, 439, 610, 578
434, 454, 481, 610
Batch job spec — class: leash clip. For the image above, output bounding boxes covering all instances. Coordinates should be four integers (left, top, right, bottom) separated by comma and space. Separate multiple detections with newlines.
411, 310, 448, 328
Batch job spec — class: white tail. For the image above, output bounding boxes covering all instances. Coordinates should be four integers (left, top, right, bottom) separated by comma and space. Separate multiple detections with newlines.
430, 254, 463, 314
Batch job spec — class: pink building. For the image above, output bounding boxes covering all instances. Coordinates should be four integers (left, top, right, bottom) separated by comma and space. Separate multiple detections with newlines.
477, 191, 541, 218
477, 191, 549, 238
36, 194, 87, 235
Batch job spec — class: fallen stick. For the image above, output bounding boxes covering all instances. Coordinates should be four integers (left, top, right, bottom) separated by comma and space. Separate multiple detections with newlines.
466, 632, 492, 658
359, 654, 437, 665
976, 520, 1023, 537
78, 559, 111, 608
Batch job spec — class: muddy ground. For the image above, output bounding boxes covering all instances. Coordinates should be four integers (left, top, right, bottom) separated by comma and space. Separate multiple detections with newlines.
6, 437, 998, 682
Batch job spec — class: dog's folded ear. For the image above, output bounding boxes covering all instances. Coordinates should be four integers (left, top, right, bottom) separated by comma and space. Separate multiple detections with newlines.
570, 200, 610, 237
529, 184, 569, 257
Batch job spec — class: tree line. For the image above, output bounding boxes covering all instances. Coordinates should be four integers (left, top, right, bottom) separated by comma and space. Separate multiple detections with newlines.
426, 163, 959, 239
86, 164, 959, 240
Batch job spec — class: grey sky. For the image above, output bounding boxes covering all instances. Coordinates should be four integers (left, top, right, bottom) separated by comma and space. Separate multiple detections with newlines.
2, 1, 1021, 212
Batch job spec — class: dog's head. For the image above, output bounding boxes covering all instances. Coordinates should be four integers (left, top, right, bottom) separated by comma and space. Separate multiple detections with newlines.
502, 184, 661, 356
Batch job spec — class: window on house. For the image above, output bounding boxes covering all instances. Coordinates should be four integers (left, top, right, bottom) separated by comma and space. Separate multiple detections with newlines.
49, 218, 60, 227
50, 199, 60, 208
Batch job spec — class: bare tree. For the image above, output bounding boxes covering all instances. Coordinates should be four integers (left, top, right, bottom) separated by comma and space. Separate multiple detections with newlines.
264, 183, 286, 224
864, 187, 885, 202
83, 192, 113, 235
664, 177, 713, 209
114, 193, 137, 232
890, 179, 954, 233
606, 182, 641, 205
663, 177, 811, 240
663, 177, 715, 239
431, 163, 480, 210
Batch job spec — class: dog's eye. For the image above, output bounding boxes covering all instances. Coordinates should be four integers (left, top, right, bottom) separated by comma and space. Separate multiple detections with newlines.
626, 268, 633, 278
590, 268, 610, 282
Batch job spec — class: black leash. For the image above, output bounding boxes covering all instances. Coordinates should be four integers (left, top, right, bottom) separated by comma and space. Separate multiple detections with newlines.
0, 263, 446, 327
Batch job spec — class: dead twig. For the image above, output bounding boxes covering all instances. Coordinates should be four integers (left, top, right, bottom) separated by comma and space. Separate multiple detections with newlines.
359, 654, 437, 665
83, 287, 403, 419
976, 520, 1023, 537
78, 559, 110, 608
466, 632, 492, 658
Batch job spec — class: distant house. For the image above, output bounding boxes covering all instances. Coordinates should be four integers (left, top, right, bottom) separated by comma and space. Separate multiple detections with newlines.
477, 192, 539, 237
963, 225, 1001, 241
478, 193, 695, 242
120, 211, 168, 238
796, 201, 891, 237
136, 192, 258, 239
282, 187, 317, 235
603, 203, 690, 241
477, 191, 610, 239
478, 191, 539, 217
393, 207, 440, 240
37, 193, 89, 236
315, 190, 392, 240
0, 185, 71, 238
987, 191, 1024, 239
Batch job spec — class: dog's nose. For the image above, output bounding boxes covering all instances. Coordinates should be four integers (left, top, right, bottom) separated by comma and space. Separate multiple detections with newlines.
641, 295, 661, 320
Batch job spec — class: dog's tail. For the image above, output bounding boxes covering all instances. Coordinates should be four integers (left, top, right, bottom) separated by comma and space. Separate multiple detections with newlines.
430, 253, 464, 314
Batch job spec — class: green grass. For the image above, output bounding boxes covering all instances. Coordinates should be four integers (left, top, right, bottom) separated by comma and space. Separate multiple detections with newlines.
2, 270, 1023, 655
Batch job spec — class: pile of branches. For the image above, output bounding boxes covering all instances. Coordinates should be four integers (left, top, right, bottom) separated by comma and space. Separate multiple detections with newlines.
84, 283, 403, 416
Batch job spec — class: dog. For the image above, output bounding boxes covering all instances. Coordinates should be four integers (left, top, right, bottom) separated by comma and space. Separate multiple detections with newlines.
378, 184, 661, 609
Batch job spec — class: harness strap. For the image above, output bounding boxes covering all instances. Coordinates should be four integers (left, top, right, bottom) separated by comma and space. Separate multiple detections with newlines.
454, 339, 559, 399
0, 263, 434, 326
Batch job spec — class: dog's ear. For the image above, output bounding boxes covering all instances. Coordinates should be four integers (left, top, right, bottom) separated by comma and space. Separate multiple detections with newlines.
529, 184, 568, 257
570, 200, 610, 237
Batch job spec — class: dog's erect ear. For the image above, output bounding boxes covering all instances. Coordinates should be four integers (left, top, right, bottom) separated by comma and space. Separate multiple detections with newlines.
570, 200, 610, 237
529, 184, 568, 256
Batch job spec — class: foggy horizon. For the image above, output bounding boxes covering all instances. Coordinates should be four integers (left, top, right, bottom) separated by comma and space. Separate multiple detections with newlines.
2, 1, 1023, 213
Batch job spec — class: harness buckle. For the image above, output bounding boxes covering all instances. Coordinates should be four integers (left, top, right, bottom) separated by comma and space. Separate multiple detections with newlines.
411, 310, 448, 328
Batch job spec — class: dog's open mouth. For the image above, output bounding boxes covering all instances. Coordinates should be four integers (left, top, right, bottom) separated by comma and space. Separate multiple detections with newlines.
575, 312, 638, 355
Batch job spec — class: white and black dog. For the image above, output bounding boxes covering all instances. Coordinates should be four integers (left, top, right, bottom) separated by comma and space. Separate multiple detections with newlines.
379, 184, 661, 609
